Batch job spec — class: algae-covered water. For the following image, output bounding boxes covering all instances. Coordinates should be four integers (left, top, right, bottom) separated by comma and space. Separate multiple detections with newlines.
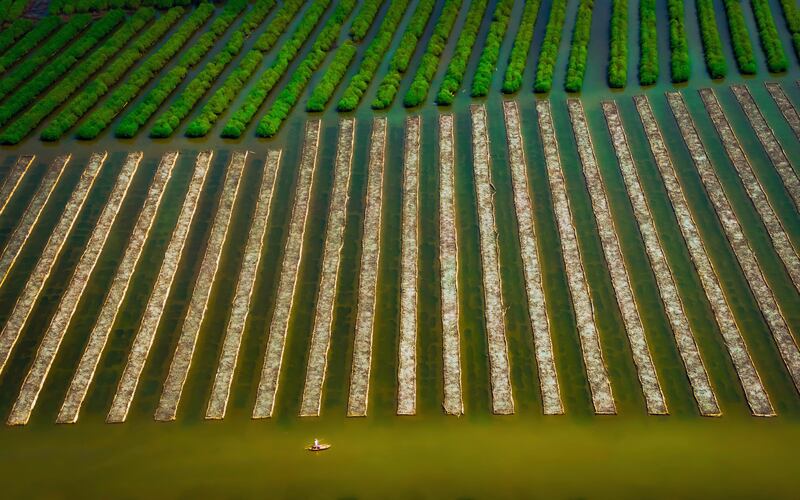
0, 0, 799, 497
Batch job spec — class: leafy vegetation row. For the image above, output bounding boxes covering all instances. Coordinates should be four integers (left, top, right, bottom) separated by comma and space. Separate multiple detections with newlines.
502, 0, 542, 94
471, 0, 513, 97
115, 0, 250, 138
349, 0, 384, 42
49, 0, 197, 15
721, 0, 756, 74
305, 41, 357, 112
189, 0, 332, 137
151, 0, 303, 138
608, 0, 627, 88
533, 0, 567, 92
751, 0, 788, 72
183, 0, 308, 137
75, 3, 214, 139
41, 7, 183, 141
639, 0, 657, 85
368, 0, 434, 110
667, 0, 690, 82
255, 0, 358, 137
404, 0, 461, 107
696, 0, 726, 79
435, 0, 488, 105
0, 18, 33, 55
0, 12, 124, 128
337, 0, 412, 111
777, 0, 800, 59
564, 0, 594, 92
0, 10, 155, 144
0, 16, 63, 75
0, 0, 30, 23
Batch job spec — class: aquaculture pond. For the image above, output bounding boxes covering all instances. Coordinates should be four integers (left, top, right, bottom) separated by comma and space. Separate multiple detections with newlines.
0, 0, 799, 497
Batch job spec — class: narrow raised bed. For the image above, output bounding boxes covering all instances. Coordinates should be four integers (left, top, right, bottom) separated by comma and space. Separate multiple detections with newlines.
0, 155, 34, 216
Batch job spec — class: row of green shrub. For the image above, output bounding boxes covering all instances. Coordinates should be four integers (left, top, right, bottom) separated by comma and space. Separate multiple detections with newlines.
369, 0, 434, 110
0, 17, 60, 76
151, 0, 303, 138
0, 10, 154, 144
608, 0, 627, 88
751, 0, 788, 72
696, 0, 726, 79
191, 0, 331, 137
471, 0, 513, 96
533, 0, 567, 92
41, 8, 183, 141
0, 12, 124, 128
0, 18, 32, 55
49, 0, 197, 15
403, 0, 461, 107
114, 0, 250, 138
667, 0, 690, 82
349, 0, 383, 41
776, 0, 800, 60
0, 0, 30, 23
502, 0, 542, 94
306, 41, 357, 112
254, 0, 358, 137
338, 0, 408, 111
75, 3, 214, 139
564, 0, 594, 92
435, 0, 487, 105
639, 0, 657, 85
722, 0, 756, 74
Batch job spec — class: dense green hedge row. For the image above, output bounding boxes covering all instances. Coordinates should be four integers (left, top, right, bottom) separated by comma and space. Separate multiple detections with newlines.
151, 0, 302, 138
349, 0, 383, 41
255, 0, 358, 137
41, 7, 183, 141
404, 0, 461, 107
0, 17, 60, 75
608, 0, 627, 88
722, 0, 756, 74
471, 0, 513, 97
189, 0, 331, 137
0, 10, 154, 144
777, 0, 800, 59
564, 0, 594, 92
115, 0, 249, 138
75, 3, 214, 139
181, 0, 310, 137
0, 18, 33, 55
0, 0, 29, 23
751, 0, 788, 72
696, 0, 726, 79
667, 0, 690, 82
0, 12, 124, 128
369, 0, 434, 110
435, 0, 487, 105
337, 0, 416, 111
306, 41, 357, 111
533, 0, 567, 92
49, 0, 197, 15
502, 0, 542, 94
639, 0, 657, 85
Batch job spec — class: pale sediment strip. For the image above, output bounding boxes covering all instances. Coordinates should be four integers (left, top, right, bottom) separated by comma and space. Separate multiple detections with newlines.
667, 91, 800, 397
700, 88, 800, 291
106, 151, 213, 424
536, 100, 616, 415
206, 150, 281, 420
397, 116, 420, 416
57, 152, 179, 424
7, 152, 142, 426
0, 156, 68, 288
0, 153, 106, 377
609, 100, 730, 416
253, 121, 321, 419
439, 114, 463, 416
471, 104, 514, 415
765, 82, 800, 139
154, 152, 247, 422
501, 101, 562, 415
347, 117, 387, 417
299, 119, 354, 417
0, 155, 34, 216
730, 84, 800, 210
567, 99, 667, 415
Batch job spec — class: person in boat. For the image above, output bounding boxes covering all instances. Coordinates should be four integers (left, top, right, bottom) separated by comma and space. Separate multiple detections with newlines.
313, 439, 320, 449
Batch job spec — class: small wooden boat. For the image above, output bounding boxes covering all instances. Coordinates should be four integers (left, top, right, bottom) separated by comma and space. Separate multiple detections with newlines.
307, 440, 331, 452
